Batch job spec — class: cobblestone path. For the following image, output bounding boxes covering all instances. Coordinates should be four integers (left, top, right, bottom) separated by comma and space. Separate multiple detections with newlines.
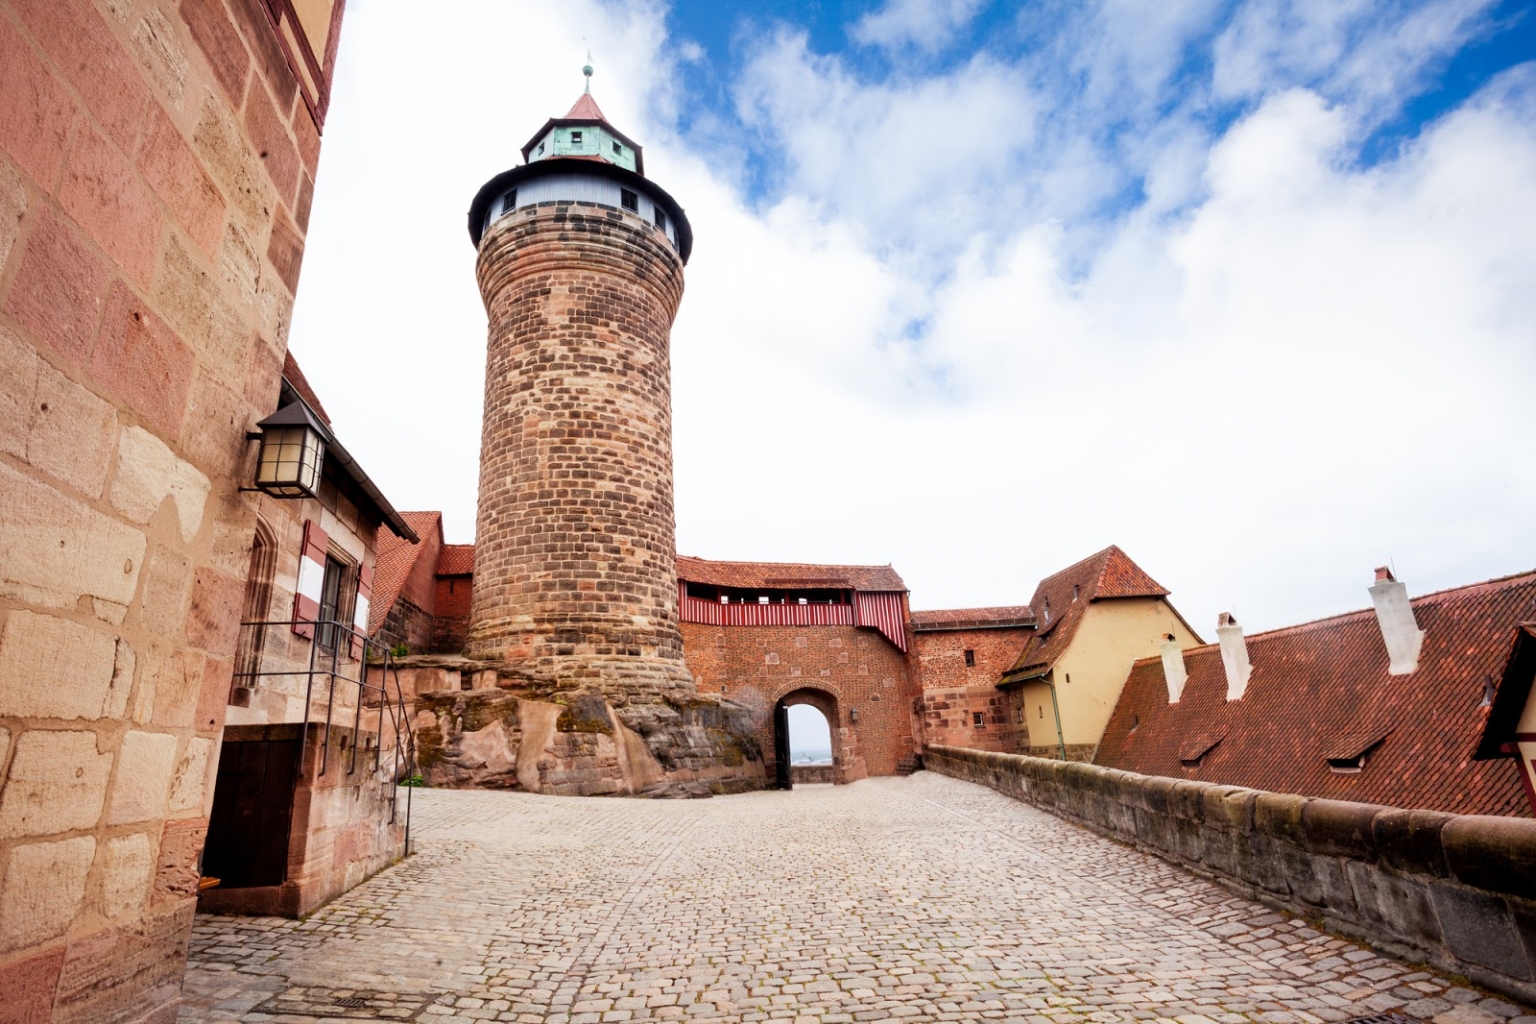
179, 773, 1532, 1024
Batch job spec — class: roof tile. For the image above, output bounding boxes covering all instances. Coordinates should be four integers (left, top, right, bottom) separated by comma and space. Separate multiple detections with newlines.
1096, 571, 1536, 817
676, 555, 906, 593
367, 511, 440, 635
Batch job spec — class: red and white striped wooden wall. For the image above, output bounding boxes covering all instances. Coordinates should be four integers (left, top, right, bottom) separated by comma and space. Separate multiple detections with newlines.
678, 586, 908, 652
292, 519, 327, 640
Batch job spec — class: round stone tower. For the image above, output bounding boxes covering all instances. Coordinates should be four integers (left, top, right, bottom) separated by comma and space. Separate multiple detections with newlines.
462, 72, 761, 794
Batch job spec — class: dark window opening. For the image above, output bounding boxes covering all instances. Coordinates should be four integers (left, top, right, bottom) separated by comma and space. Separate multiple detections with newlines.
612, 140, 622, 155
1072, 585, 1080, 601
570, 130, 583, 144
316, 555, 349, 651
1481, 674, 1497, 707
655, 208, 668, 231
1042, 598, 1051, 624
535, 142, 544, 156
972, 712, 985, 728
963, 649, 975, 667
501, 190, 517, 215
1129, 713, 1140, 733
620, 188, 638, 212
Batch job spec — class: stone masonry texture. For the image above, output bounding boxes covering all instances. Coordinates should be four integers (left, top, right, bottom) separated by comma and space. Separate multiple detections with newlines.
464, 199, 762, 792
925, 744, 1536, 1008
0, 0, 333, 1019
914, 626, 1033, 753
179, 773, 1533, 1023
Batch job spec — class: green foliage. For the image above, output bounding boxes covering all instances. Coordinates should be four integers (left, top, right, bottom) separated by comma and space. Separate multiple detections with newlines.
390, 642, 410, 658
400, 773, 425, 788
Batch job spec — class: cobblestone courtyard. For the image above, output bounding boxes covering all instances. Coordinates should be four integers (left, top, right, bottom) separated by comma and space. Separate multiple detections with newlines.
180, 774, 1531, 1024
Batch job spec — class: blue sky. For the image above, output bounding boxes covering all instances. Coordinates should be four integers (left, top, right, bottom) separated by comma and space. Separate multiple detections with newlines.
289, 0, 1536, 646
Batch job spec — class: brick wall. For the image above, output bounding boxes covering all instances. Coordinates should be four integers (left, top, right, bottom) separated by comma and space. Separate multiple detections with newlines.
681, 622, 920, 779
913, 626, 1030, 752
432, 575, 470, 653
0, 0, 339, 1019
468, 201, 690, 684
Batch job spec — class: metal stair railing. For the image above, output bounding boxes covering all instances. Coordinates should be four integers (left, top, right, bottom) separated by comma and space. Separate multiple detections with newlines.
231, 617, 418, 859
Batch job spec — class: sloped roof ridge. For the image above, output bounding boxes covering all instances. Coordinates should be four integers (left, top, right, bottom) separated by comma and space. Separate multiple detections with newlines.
1152, 568, 1536, 658
1035, 545, 1115, 589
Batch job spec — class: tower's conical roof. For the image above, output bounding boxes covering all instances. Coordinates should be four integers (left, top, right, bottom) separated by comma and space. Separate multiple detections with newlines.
564, 92, 607, 121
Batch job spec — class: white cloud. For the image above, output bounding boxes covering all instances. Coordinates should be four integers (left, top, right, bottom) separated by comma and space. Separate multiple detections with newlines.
850, 0, 990, 54
288, 1, 1536, 644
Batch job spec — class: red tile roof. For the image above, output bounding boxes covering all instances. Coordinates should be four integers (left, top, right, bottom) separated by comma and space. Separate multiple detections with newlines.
675, 555, 906, 593
564, 92, 607, 121
367, 511, 440, 635
911, 606, 1035, 631
437, 544, 474, 576
281, 351, 331, 424
1095, 570, 1536, 817
1003, 546, 1177, 680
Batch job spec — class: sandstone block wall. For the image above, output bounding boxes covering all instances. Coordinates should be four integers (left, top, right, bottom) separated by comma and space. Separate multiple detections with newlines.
682, 622, 920, 780
926, 744, 1536, 1006
464, 198, 763, 792
913, 627, 1031, 753
0, 0, 333, 1018
469, 200, 689, 682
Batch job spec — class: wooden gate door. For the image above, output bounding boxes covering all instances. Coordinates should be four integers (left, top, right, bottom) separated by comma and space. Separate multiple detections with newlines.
202, 738, 300, 888
773, 700, 792, 789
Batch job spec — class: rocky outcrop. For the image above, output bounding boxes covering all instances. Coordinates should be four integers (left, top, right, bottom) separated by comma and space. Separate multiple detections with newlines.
396, 656, 764, 797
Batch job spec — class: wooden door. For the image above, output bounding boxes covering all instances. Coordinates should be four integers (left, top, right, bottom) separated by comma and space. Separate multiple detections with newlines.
203, 738, 300, 888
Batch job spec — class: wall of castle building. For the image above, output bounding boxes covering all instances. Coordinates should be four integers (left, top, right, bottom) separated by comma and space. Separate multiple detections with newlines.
468, 200, 689, 684
680, 622, 920, 779
197, 722, 405, 920
431, 575, 471, 654
1013, 598, 1201, 756
228, 481, 378, 726
0, 0, 341, 1018
913, 626, 1031, 752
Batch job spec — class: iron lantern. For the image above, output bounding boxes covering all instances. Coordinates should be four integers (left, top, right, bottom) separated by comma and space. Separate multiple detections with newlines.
250, 401, 328, 499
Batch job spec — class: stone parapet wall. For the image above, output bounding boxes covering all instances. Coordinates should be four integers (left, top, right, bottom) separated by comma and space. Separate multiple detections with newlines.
925, 744, 1536, 1005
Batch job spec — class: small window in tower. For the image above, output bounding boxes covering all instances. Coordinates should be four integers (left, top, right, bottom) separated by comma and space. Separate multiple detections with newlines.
536, 142, 545, 156
620, 189, 638, 212
570, 130, 583, 145
963, 649, 975, 667
655, 208, 668, 232
501, 190, 517, 216
612, 141, 622, 155
973, 712, 985, 728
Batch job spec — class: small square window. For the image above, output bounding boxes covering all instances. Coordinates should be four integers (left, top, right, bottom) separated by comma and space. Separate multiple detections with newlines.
570, 130, 583, 144
963, 649, 975, 667
620, 189, 638, 212
612, 141, 622, 155
972, 712, 985, 728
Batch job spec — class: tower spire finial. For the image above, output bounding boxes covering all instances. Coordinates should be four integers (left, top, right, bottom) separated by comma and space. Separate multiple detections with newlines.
583, 48, 593, 94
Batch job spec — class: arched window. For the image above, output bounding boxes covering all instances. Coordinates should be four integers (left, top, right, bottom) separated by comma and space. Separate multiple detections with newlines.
232, 518, 277, 702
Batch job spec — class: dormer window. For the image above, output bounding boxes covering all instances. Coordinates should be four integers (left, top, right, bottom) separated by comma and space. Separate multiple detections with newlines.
620, 189, 638, 212
570, 130, 583, 145
1042, 598, 1051, 625
1072, 585, 1080, 601
536, 142, 545, 156
613, 141, 622, 155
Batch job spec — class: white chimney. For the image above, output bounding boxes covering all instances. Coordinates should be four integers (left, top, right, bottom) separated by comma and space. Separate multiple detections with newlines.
1369, 567, 1424, 675
1216, 612, 1251, 701
1160, 633, 1187, 703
